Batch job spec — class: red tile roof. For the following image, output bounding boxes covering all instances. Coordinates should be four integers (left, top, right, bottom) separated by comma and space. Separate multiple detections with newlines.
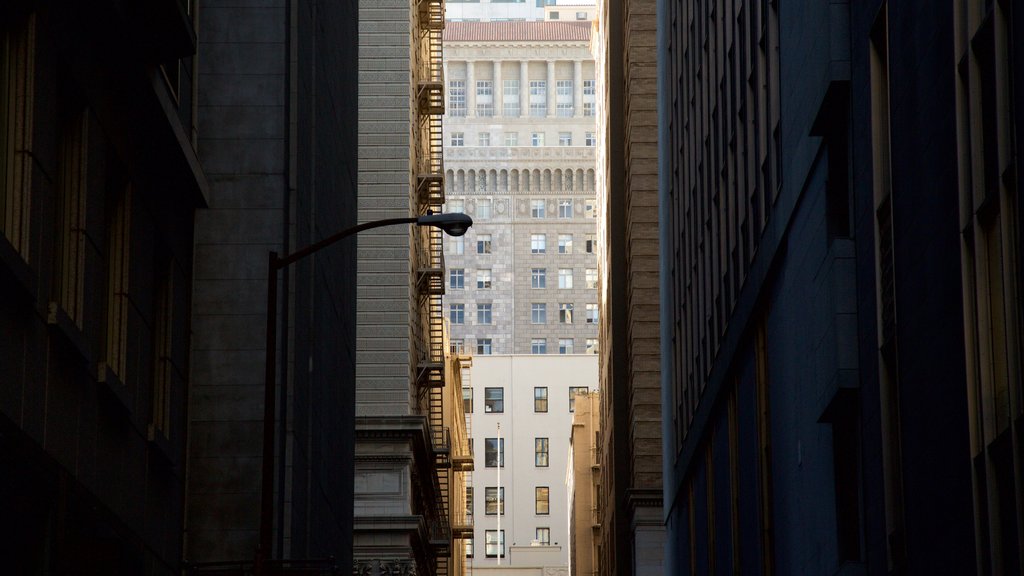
444, 21, 592, 42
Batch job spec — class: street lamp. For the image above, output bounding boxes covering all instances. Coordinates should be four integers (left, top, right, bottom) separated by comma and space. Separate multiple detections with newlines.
257, 212, 472, 568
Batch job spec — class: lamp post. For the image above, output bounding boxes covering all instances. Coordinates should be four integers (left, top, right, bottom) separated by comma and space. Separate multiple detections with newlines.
257, 212, 472, 569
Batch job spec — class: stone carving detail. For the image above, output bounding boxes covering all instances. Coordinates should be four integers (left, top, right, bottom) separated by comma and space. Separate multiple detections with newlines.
352, 559, 417, 576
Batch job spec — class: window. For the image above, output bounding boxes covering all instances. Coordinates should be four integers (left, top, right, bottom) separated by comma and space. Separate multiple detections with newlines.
476, 80, 493, 116
549, 10, 559, 19
1, 18, 35, 260
585, 268, 597, 289
477, 234, 492, 254
485, 530, 505, 558
556, 80, 573, 116
559, 338, 574, 354
449, 268, 464, 289
583, 79, 595, 116
449, 80, 466, 116
586, 338, 598, 354
531, 132, 545, 146
583, 102, 595, 116
585, 131, 596, 146
585, 234, 597, 253
557, 234, 573, 254
503, 79, 520, 117
569, 387, 589, 412
586, 303, 599, 324
559, 303, 573, 323
585, 199, 597, 218
485, 437, 505, 466
558, 132, 572, 146
531, 338, 547, 354
485, 487, 505, 515
477, 338, 492, 355
576, 11, 587, 19
477, 199, 492, 219
478, 132, 491, 146
535, 438, 549, 466
449, 303, 465, 324
535, 487, 550, 514
451, 132, 465, 146
56, 109, 90, 328
531, 233, 546, 252
531, 268, 547, 288
558, 269, 573, 289
558, 200, 573, 219
463, 387, 473, 414
450, 339, 464, 354
477, 303, 492, 325
477, 269, 492, 289
529, 80, 547, 117
106, 186, 133, 378
536, 527, 551, 545
504, 132, 518, 146
450, 236, 464, 255
466, 486, 474, 518
485, 388, 504, 413
466, 539, 474, 559
531, 303, 547, 324
531, 200, 546, 218
534, 387, 548, 412
449, 199, 465, 213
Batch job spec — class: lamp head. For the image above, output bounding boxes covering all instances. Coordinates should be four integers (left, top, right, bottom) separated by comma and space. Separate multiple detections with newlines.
417, 212, 473, 237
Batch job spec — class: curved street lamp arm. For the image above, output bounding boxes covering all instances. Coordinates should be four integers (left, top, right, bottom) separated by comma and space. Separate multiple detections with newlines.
274, 216, 418, 269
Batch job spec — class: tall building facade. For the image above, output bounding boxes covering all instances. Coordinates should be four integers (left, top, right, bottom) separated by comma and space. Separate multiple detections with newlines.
1, 1, 205, 572
657, 1, 1023, 574
567, 391, 602, 576
443, 21, 600, 357
185, 0, 359, 571
463, 355, 597, 574
446, 0, 547, 23
593, 0, 665, 574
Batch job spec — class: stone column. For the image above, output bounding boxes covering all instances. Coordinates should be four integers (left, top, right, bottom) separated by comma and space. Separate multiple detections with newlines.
573, 60, 583, 117
520, 60, 529, 117
546, 60, 556, 117
494, 60, 503, 118
467, 60, 476, 117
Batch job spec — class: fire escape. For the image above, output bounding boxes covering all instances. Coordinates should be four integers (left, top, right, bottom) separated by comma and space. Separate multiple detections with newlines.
414, 0, 449, 573
451, 356, 475, 576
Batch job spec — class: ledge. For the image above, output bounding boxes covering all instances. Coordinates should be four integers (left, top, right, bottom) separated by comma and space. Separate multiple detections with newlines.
47, 303, 94, 369
96, 362, 132, 417
0, 235, 35, 301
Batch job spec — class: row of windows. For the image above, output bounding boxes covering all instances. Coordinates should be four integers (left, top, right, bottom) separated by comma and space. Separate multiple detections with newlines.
464, 386, 590, 414
448, 302, 598, 325
447, 199, 598, 220
464, 528, 552, 559
448, 234, 597, 256
450, 337, 598, 355
449, 267, 597, 291
448, 79, 595, 118
450, 131, 596, 147
471, 486, 550, 515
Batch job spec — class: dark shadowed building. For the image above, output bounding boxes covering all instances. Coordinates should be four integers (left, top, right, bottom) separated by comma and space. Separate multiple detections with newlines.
0, 0, 205, 573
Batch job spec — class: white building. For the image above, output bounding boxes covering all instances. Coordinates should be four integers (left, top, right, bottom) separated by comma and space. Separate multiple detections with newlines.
446, 0, 548, 23
464, 355, 598, 574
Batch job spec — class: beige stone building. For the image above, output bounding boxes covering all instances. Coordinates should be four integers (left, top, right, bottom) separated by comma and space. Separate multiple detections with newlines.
567, 391, 602, 576
593, 0, 665, 574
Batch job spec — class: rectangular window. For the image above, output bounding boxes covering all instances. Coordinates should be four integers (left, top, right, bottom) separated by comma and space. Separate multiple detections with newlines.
559, 338, 574, 354
558, 233, 573, 253
106, 185, 133, 379
556, 80, 573, 116
485, 387, 504, 413
585, 234, 597, 253
586, 303, 598, 324
586, 338, 598, 354
536, 527, 551, 545
531, 200, 546, 218
583, 102, 595, 116
576, 10, 587, 19
504, 132, 518, 146
584, 199, 597, 218
558, 269, 573, 289
485, 486, 505, 515
531, 233, 546, 252
558, 132, 572, 146
485, 437, 505, 466
550, 10, 560, 19
534, 387, 548, 412
531, 303, 547, 324
466, 486, 474, 519
531, 268, 547, 288
529, 80, 547, 117
449, 268, 464, 289
535, 487, 550, 514
531, 132, 545, 146
531, 338, 547, 354
485, 530, 505, 558
466, 539, 474, 559
477, 269, 492, 289
477, 233, 492, 254
449, 303, 465, 324
450, 339, 464, 354
449, 199, 465, 213
585, 268, 597, 289
477, 199, 492, 219
559, 201, 572, 220
503, 79, 520, 117
585, 132, 596, 146
463, 387, 473, 414
152, 256, 174, 436
449, 80, 467, 116
477, 338, 492, 355
583, 79, 595, 116
451, 132, 464, 146
451, 236, 464, 255
1, 17, 36, 259
477, 303, 492, 325
476, 80, 493, 116
478, 132, 491, 146
535, 438, 549, 466
569, 387, 588, 412
559, 303, 573, 323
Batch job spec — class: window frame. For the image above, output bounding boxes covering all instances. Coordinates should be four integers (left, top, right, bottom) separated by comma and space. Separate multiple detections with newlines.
535, 486, 550, 515
484, 387, 504, 413
534, 387, 548, 412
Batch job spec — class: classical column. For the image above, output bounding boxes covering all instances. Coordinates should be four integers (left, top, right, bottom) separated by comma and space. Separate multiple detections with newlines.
546, 60, 556, 117
573, 60, 583, 117
520, 60, 529, 117
494, 60, 503, 118
467, 60, 476, 117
